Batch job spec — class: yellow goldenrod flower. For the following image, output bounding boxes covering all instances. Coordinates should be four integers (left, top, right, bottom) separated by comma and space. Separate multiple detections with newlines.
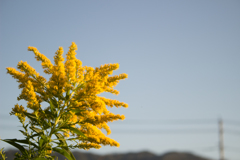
18, 80, 39, 110
48, 47, 66, 95
65, 42, 78, 83
10, 104, 25, 115
28, 46, 53, 74
6, 42, 128, 154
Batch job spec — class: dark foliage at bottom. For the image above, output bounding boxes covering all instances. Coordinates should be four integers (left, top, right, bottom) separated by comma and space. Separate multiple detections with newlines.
3, 149, 212, 160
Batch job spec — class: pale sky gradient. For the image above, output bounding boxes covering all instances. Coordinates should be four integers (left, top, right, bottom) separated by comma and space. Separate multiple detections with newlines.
0, 1, 240, 160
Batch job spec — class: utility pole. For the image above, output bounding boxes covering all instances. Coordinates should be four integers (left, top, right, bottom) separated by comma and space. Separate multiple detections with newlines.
219, 118, 224, 160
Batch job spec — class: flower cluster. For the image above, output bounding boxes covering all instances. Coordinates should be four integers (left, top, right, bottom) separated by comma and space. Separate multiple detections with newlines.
10, 104, 26, 123
6, 42, 128, 151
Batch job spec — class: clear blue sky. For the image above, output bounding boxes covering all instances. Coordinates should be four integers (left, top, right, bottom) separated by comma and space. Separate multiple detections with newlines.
0, 1, 240, 159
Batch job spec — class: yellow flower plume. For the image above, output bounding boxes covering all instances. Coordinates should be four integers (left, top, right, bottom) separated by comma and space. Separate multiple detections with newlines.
6, 42, 128, 151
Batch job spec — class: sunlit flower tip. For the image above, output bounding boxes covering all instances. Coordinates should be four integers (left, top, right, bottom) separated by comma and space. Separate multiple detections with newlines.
27, 46, 36, 51
59, 46, 64, 52
70, 42, 78, 50
120, 115, 125, 120
121, 73, 128, 79
116, 143, 120, 147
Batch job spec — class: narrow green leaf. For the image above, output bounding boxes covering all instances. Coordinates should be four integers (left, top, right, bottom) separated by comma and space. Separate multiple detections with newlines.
70, 109, 85, 114
39, 138, 44, 148
62, 109, 82, 117
55, 133, 64, 139
68, 150, 76, 160
64, 127, 86, 138
2, 139, 27, 155
52, 141, 61, 145
29, 133, 40, 139
42, 123, 51, 130
25, 112, 38, 123
39, 135, 48, 149
13, 139, 38, 148
55, 133, 67, 146
59, 123, 69, 129
19, 130, 27, 136
67, 138, 78, 141
51, 98, 58, 107
30, 126, 43, 134
44, 110, 54, 119
13, 139, 28, 144
53, 129, 68, 134
41, 134, 48, 141
49, 98, 58, 118
49, 98, 55, 112
52, 147, 75, 160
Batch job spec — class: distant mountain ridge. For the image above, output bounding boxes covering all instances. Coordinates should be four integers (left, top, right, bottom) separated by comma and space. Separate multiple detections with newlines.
3, 150, 212, 160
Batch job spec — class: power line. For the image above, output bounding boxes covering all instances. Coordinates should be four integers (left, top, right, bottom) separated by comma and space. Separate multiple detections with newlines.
110, 129, 218, 134
111, 119, 240, 127
1, 116, 240, 124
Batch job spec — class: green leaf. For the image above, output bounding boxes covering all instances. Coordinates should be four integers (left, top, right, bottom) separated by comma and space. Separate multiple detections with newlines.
48, 98, 58, 118
35, 158, 48, 160
69, 109, 85, 116
39, 135, 48, 149
51, 98, 58, 107
62, 108, 84, 117
13, 139, 38, 148
49, 98, 58, 114
39, 138, 44, 148
25, 112, 38, 123
29, 133, 40, 139
44, 110, 55, 119
55, 133, 67, 146
55, 133, 64, 139
53, 129, 68, 134
30, 126, 43, 135
65, 127, 86, 138
66, 138, 78, 141
2, 139, 27, 155
52, 147, 75, 160
41, 134, 48, 141
59, 123, 69, 129
19, 130, 27, 136
42, 119, 52, 130
70, 109, 85, 114
49, 98, 55, 112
